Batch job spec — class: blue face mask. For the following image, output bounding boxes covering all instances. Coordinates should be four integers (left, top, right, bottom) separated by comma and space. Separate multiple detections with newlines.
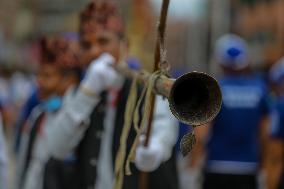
43, 95, 62, 112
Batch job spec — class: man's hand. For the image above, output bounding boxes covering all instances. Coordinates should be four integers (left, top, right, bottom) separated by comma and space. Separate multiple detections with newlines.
80, 53, 118, 95
135, 135, 164, 172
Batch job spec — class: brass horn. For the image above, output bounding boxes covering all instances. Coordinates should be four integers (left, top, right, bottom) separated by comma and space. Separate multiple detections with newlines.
168, 72, 222, 126
114, 64, 222, 126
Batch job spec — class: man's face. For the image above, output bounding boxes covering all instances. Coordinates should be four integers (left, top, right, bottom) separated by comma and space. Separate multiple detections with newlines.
36, 64, 62, 99
80, 30, 122, 67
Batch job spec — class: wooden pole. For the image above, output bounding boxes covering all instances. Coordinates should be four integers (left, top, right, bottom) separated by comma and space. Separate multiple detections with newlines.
139, 0, 170, 189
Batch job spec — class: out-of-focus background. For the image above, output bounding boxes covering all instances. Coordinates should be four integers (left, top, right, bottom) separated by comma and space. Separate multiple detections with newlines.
3, 0, 284, 74
0, 0, 279, 104
1, 0, 284, 188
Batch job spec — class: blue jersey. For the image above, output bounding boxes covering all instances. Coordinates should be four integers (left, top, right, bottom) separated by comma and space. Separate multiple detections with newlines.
269, 96, 284, 189
270, 96, 284, 139
206, 74, 271, 174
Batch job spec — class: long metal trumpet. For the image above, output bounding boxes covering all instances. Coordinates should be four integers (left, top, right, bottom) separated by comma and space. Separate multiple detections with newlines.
115, 63, 222, 126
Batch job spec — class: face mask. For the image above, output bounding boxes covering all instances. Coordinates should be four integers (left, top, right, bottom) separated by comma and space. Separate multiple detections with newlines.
43, 95, 62, 112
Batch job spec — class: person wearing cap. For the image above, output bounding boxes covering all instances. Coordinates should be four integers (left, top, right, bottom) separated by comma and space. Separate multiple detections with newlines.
14, 32, 80, 156
189, 34, 272, 189
44, 1, 179, 189
17, 35, 82, 189
264, 57, 284, 189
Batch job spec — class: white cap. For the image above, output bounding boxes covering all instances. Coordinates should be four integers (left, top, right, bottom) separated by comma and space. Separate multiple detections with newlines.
215, 34, 249, 70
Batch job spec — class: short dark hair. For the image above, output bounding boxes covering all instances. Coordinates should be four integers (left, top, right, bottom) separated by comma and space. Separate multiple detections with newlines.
39, 35, 81, 76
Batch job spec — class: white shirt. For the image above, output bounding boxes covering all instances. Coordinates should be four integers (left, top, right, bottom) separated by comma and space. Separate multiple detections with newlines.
95, 89, 118, 189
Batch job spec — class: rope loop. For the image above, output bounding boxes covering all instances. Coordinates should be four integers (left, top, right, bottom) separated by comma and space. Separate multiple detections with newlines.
113, 71, 164, 189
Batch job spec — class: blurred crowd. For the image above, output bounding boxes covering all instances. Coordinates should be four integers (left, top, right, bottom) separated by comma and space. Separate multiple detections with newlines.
0, 0, 284, 189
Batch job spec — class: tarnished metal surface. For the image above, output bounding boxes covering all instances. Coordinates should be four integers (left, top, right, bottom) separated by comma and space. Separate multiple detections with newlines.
168, 71, 222, 126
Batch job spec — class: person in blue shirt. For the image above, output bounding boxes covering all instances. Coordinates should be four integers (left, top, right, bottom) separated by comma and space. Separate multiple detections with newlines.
265, 57, 284, 189
190, 34, 272, 189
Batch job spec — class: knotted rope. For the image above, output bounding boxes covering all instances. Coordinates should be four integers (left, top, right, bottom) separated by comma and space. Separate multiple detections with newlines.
113, 71, 162, 189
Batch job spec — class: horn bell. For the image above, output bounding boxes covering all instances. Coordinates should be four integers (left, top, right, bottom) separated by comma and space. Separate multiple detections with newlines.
168, 72, 222, 126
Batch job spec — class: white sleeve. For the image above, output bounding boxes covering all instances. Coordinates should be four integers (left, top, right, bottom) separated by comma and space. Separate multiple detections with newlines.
45, 89, 100, 159
150, 96, 179, 161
